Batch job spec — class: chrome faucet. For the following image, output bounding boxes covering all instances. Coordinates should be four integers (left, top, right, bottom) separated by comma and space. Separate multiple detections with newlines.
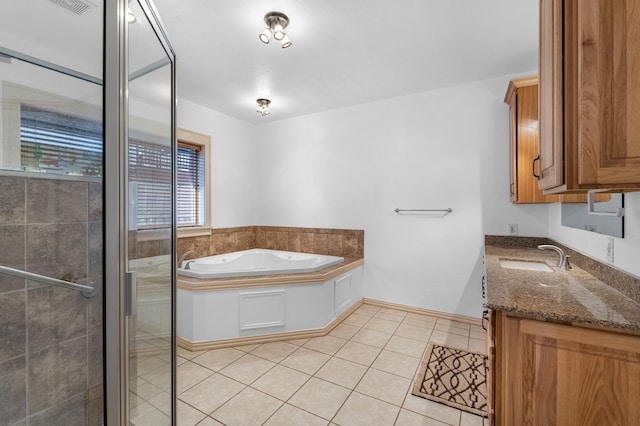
177, 250, 200, 269
538, 245, 571, 270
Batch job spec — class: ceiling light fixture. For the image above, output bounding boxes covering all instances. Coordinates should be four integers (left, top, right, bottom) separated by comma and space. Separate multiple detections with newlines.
127, 7, 137, 23
256, 98, 271, 116
259, 11, 292, 48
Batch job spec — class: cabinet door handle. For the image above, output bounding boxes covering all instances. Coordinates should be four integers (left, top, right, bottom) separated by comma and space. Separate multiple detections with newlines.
532, 155, 541, 179
482, 309, 489, 330
510, 182, 515, 196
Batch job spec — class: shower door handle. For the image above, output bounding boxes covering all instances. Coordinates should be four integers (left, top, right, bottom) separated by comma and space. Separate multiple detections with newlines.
125, 271, 137, 317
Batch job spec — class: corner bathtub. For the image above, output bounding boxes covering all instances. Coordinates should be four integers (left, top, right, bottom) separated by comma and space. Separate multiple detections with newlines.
177, 249, 344, 279
177, 249, 364, 350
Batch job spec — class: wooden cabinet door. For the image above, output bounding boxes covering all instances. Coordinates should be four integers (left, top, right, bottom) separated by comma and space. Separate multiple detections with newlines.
538, 0, 564, 191
500, 314, 640, 425
508, 97, 517, 202
573, 0, 640, 186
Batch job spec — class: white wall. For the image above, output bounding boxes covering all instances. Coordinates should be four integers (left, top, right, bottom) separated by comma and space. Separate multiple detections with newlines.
177, 99, 257, 228
548, 193, 640, 278
252, 75, 540, 318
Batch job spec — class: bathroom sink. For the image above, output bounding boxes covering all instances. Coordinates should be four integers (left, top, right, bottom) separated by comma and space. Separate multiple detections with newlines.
499, 259, 553, 272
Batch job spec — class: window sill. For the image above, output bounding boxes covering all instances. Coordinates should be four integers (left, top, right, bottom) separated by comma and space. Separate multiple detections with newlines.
178, 227, 212, 239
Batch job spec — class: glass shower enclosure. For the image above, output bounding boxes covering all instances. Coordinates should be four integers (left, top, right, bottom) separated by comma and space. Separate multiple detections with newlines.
0, 0, 176, 424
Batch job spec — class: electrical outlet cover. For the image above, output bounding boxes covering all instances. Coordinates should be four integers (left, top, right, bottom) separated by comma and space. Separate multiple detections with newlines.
508, 224, 518, 236
606, 237, 614, 263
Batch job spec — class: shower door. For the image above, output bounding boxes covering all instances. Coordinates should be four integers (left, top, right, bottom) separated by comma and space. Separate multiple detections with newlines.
105, 0, 176, 424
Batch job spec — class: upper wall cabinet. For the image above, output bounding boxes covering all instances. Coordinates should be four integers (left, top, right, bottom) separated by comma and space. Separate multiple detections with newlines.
538, 0, 640, 193
505, 77, 560, 203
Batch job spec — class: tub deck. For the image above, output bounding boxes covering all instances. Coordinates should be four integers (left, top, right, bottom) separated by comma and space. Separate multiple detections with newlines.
177, 258, 363, 291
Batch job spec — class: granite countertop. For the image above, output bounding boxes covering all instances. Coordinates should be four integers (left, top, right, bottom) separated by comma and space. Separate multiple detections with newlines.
485, 241, 640, 336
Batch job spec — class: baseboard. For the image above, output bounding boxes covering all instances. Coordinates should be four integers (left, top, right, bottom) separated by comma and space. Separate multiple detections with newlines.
178, 299, 364, 351
362, 298, 482, 326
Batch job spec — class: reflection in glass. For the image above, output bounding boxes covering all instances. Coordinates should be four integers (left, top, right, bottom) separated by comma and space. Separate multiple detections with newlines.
561, 194, 624, 238
127, 1, 174, 424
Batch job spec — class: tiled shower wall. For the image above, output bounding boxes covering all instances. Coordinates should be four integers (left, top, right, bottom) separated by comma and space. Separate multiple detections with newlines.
177, 226, 365, 260
0, 174, 103, 425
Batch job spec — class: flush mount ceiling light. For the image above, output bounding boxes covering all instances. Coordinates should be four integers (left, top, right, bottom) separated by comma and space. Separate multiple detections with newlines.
256, 98, 271, 116
259, 11, 292, 48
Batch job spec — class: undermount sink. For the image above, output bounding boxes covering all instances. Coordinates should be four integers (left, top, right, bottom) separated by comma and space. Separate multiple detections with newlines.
499, 259, 554, 272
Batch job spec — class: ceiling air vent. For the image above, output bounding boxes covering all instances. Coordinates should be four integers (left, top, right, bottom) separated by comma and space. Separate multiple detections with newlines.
48, 0, 92, 15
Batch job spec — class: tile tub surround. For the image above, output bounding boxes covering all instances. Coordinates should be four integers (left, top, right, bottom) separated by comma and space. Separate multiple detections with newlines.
177, 226, 364, 262
484, 236, 640, 335
0, 174, 103, 425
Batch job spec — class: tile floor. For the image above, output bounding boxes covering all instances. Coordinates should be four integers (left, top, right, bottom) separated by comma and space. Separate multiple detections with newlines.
171, 304, 488, 426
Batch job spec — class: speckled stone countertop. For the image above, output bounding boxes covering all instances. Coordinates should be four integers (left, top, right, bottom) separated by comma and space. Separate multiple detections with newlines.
485, 237, 640, 336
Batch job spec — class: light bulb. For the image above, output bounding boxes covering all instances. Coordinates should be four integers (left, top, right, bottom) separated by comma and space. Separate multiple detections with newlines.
273, 23, 285, 41
280, 34, 291, 48
259, 28, 271, 44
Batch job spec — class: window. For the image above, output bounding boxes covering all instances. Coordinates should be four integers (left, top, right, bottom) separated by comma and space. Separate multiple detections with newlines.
20, 104, 103, 176
20, 107, 210, 231
176, 128, 210, 232
177, 142, 205, 227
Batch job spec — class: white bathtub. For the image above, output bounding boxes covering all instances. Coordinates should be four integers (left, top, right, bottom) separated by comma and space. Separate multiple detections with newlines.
177, 249, 344, 279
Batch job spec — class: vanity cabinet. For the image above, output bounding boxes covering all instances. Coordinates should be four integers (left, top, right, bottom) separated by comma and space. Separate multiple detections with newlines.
488, 310, 640, 425
504, 77, 608, 204
538, 0, 640, 194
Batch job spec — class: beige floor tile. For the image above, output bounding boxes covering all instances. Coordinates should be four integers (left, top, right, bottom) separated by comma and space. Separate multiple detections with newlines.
288, 377, 351, 420
403, 316, 438, 328
355, 369, 411, 406
333, 392, 400, 426
467, 338, 487, 355
148, 391, 171, 415
435, 318, 471, 330
178, 373, 245, 415
351, 328, 392, 348
394, 323, 434, 342
374, 311, 405, 322
395, 409, 451, 425
287, 338, 310, 346
330, 323, 361, 340
250, 341, 299, 362
303, 335, 348, 356
364, 317, 401, 334
177, 356, 189, 366
371, 350, 421, 379
194, 417, 223, 426
384, 336, 427, 358
343, 313, 371, 327
212, 387, 282, 425
429, 331, 469, 350
233, 343, 260, 353
176, 361, 214, 394
251, 364, 310, 401
355, 305, 379, 316
281, 347, 331, 375
403, 391, 461, 425
191, 348, 244, 371
406, 312, 439, 322
377, 307, 407, 316
460, 411, 485, 426
132, 380, 164, 402
264, 403, 329, 426
219, 353, 276, 385
130, 404, 171, 426
177, 346, 206, 360
334, 340, 382, 366
176, 400, 206, 426
315, 357, 368, 389
469, 330, 486, 341
434, 323, 470, 337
